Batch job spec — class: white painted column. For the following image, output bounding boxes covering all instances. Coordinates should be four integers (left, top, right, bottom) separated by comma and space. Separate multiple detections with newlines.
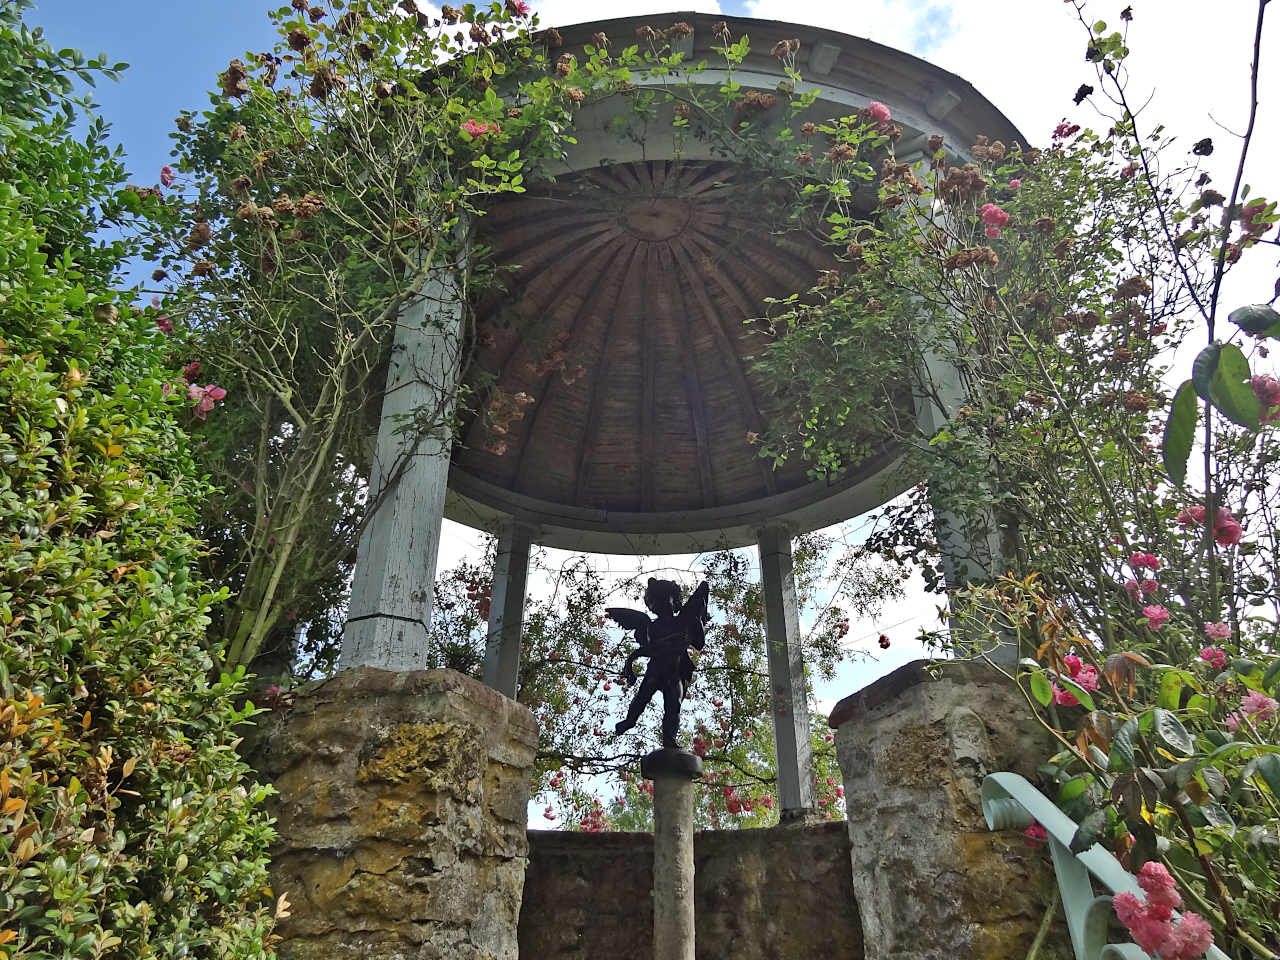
482, 521, 533, 698
341, 247, 469, 672
757, 524, 816, 817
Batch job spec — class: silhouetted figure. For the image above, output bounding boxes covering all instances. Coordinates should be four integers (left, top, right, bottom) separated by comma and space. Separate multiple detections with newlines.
607, 578, 710, 749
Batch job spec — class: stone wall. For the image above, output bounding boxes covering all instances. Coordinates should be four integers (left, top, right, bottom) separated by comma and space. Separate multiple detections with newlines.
829, 660, 1069, 960
250, 668, 537, 960
518, 821, 863, 959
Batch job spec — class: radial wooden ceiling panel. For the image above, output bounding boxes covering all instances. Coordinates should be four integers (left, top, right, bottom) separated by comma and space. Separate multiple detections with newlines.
456, 159, 841, 518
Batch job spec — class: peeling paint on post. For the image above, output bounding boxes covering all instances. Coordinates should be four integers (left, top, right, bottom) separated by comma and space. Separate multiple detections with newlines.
341, 248, 469, 672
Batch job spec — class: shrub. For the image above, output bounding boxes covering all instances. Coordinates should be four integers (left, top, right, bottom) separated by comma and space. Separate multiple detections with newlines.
0, 4, 276, 956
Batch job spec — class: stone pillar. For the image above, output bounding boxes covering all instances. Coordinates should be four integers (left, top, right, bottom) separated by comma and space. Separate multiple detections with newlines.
828, 660, 1067, 960
641, 749, 702, 960
756, 524, 816, 817
341, 246, 469, 672
250, 668, 537, 960
482, 521, 533, 698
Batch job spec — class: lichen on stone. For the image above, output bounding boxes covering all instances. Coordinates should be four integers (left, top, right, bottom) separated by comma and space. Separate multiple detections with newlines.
357, 721, 484, 796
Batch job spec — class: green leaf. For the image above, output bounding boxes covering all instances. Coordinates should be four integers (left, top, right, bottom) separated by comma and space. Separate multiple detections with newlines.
1255, 754, 1280, 796
1070, 809, 1108, 853
1060, 776, 1090, 803
1110, 717, 1139, 772
1191, 343, 1221, 401
1030, 670, 1053, 706
1057, 675, 1096, 710
1162, 380, 1198, 486
1158, 670, 1188, 710
1262, 659, 1280, 692
1154, 708, 1194, 756
1228, 303, 1280, 336
1208, 343, 1260, 428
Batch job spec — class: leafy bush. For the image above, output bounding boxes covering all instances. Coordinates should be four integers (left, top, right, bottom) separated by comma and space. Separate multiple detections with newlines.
0, 4, 276, 956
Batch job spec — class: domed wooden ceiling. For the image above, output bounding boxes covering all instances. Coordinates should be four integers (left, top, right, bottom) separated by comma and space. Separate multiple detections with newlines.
454, 159, 850, 518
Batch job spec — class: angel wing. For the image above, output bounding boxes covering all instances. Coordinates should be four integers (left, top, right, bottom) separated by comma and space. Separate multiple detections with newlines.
605, 607, 650, 647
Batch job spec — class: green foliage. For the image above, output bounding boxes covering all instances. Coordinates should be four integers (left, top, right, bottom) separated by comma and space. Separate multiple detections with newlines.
0, 16, 276, 958
728, 2, 1280, 953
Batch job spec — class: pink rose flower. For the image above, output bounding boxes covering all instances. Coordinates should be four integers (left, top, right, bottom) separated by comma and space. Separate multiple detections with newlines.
160, 165, 176, 187
1129, 552, 1161, 570
1023, 822, 1048, 845
155, 314, 173, 334
1199, 646, 1227, 670
461, 118, 495, 138
1203, 622, 1230, 641
1063, 654, 1083, 676
1075, 664, 1099, 692
980, 202, 1010, 228
1176, 505, 1207, 526
1142, 605, 1170, 630
1008, 179, 1021, 189
1241, 690, 1277, 723
181, 360, 201, 381
1141, 580, 1159, 595
1164, 912, 1214, 960
985, 225, 1001, 239
1120, 162, 1137, 179
1114, 866, 1214, 960
1226, 711, 1244, 733
1052, 121, 1080, 140
1214, 515, 1244, 547
1051, 683, 1079, 706
1251, 375, 1280, 423
187, 383, 228, 420
867, 101, 891, 128
1138, 862, 1181, 919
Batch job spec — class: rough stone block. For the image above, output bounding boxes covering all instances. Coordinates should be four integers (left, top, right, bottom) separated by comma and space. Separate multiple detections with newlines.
249, 667, 537, 960
829, 660, 1071, 960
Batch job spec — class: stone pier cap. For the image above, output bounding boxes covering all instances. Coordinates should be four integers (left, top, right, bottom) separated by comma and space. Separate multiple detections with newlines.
641, 748, 704, 781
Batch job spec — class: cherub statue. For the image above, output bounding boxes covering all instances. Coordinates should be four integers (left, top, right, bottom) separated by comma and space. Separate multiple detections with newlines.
607, 577, 711, 749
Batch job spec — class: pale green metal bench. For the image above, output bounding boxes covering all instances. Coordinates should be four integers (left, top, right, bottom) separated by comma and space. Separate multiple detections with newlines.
981, 772, 1233, 960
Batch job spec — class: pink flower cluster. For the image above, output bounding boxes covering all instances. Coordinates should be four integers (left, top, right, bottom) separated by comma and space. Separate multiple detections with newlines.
1226, 690, 1278, 733
1203, 621, 1231, 641
1124, 578, 1159, 599
1119, 162, 1137, 179
1052, 653, 1100, 705
1129, 552, 1161, 570
187, 382, 228, 420
867, 101, 891, 130
1199, 646, 1227, 671
1252, 375, 1280, 423
160, 165, 176, 188
460, 118, 500, 138
1113, 862, 1213, 960
979, 202, 1009, 239
1142, 605, 1170, 631
1052, 121, 1080, 140
1023, 821, 1048, 845
1176, 505, 1244, 547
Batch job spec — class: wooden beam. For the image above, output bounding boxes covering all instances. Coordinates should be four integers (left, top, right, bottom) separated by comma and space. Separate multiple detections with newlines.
513, 238, 629, 494
669, 239, 778, 496
572, 240, 645, 505
657, 243, 716, 505
638, 243, 658, 513
460, 223, 618, 455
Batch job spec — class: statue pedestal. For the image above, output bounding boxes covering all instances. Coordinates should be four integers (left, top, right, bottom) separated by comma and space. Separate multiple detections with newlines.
641, 748, 703, 960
